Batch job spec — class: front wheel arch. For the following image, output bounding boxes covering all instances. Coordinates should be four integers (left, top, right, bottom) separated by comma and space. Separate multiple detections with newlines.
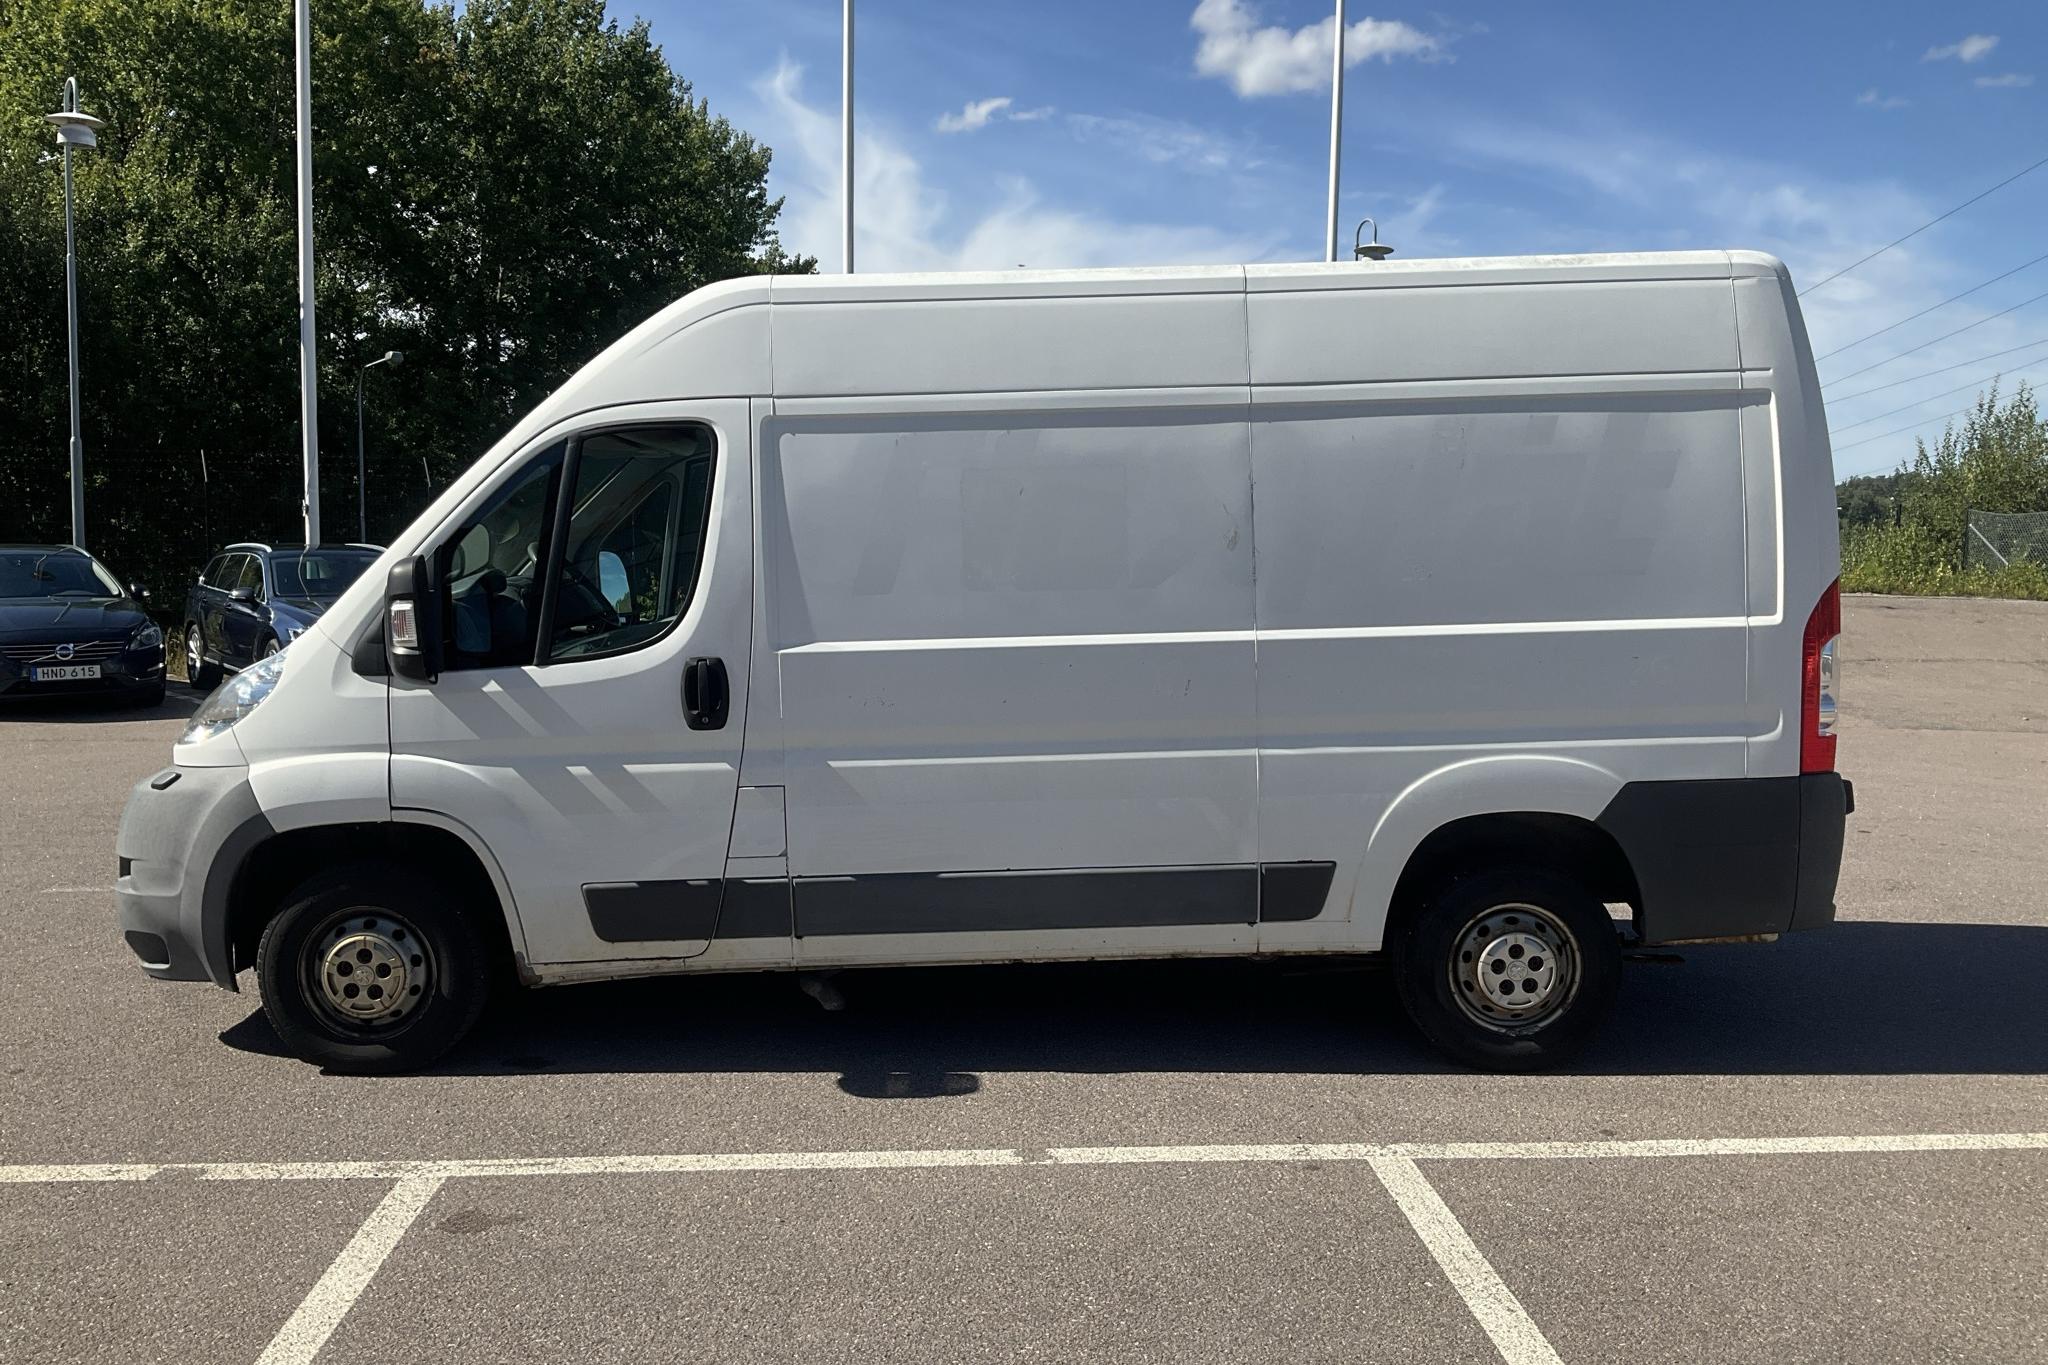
226, 822, 517, 989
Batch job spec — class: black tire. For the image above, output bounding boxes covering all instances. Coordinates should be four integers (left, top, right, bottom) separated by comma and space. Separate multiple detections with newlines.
184, 624, 220, 690
255, 863, 492, 1074
1393, 866, 1621, 1072
131, 679, 167, 709
259, 636, 281, 660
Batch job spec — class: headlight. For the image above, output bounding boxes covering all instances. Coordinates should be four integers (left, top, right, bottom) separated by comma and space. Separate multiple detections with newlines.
183, 647, 287, 743
129, 621, 163, 651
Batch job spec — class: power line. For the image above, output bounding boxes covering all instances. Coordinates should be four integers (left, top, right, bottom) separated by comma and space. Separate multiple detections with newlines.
1827, 335, 2048, 404
1833, 404, 1977, 453
1814, 249, 2048, 361
1798, 151, 2048, 298
1821, 286, 2048, 388
1829, 356, 2048, 434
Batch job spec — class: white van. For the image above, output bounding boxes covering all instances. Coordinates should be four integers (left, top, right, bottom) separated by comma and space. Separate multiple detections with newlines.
117, 251, 1851, 1073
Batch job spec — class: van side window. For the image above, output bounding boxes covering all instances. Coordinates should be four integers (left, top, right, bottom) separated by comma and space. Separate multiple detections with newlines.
546, 426, 715, 662
439, 443, 565, 670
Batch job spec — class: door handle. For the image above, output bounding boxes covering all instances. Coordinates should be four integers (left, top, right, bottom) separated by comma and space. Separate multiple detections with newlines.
682, 656, 729, 730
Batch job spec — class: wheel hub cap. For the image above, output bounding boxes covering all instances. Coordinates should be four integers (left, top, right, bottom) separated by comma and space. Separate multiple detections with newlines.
315, 916, 427, 1025
1451, 905, 1578, 1030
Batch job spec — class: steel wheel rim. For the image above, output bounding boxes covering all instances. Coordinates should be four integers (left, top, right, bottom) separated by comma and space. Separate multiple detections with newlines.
303, 909, 433, 1034
1448, 902, 1581, 1033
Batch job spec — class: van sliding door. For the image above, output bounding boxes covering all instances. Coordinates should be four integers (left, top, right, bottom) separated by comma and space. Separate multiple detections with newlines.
765, 401, 1266, 955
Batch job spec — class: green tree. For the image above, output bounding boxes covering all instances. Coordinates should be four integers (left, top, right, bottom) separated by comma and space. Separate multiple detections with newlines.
0, 0, 809, 601
1901, 382, 2048, 555
1837, 382, 2048, 598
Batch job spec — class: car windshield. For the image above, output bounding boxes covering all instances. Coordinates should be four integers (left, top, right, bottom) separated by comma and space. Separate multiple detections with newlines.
269, 552, 377, 598
0, 551, 122, 600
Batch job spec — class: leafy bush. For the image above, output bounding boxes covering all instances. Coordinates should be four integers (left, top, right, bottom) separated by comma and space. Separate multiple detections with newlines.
1841, 523, 2048, 599
1837, 383, 2048, 599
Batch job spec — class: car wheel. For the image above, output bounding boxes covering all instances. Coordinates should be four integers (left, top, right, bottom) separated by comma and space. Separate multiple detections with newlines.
185, 624, 220, 690
260, 636, 281, 659
1393, 866, 1621, 1072
255, 863, 492, 1074
132, 679, 167, 709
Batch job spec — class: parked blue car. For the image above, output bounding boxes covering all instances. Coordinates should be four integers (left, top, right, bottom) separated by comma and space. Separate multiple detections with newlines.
181, 542, 382, 688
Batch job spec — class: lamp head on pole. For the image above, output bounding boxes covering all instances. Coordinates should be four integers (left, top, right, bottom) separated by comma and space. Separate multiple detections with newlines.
1352, 217, 1394, 262
46, 78, 103, 150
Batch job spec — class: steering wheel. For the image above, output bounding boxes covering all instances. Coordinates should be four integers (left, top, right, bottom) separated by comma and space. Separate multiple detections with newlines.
555, 561, 621, 632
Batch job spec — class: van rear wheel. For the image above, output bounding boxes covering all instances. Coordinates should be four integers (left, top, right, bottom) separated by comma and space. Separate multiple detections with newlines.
1393, 867, 1621, 1072
255, 864, 490, 1074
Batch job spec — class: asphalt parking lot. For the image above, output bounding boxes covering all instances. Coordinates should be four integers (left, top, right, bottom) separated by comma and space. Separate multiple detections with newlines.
3, 593, 2045, 1364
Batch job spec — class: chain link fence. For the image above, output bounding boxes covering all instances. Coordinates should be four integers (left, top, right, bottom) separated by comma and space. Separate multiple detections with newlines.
1963, 509, 2048, 571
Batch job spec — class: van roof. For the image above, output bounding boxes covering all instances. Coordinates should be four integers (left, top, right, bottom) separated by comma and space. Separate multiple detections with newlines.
764, 250, 1789, 303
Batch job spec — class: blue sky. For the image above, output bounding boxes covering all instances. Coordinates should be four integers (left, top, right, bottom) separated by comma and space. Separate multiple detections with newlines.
644, 1, 2043, 476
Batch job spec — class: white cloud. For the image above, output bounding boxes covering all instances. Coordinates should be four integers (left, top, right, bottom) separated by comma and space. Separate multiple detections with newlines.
937, 97, 1013, 134
1924, 34, 1999, 63
1856, 88, 1911, 109
755, 60, 1283, 272
935, 97, 1058, 133
1064, 111, 1266, 173
1190, 0, 1443, 97
1975, 72, 2035, 88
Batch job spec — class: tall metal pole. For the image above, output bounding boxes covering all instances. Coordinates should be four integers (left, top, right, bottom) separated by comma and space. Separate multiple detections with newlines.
841, 0, 854, 273
356, 368, 367, 543
1325, 0, 1344, 263
61, 120, 85, 546
47, 81, 102, 548
294, 0, 322, 546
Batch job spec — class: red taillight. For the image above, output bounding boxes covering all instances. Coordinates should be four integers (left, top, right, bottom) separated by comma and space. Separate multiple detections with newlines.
1801, 579, 1841, 773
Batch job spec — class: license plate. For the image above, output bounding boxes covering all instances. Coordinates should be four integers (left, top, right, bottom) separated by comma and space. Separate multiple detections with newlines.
30, 664, 102, 681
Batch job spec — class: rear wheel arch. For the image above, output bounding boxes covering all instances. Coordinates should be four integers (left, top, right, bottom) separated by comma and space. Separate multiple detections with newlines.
1383, 810, 1643, 953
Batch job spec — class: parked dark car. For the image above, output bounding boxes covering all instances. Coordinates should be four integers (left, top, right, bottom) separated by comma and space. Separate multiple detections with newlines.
0, 544, 166, 706
182, 542, 383, 688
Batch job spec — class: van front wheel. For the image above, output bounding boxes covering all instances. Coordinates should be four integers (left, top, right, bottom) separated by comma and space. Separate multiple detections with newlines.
1394, 868, 1621, 1072
255, 865, 490, 1074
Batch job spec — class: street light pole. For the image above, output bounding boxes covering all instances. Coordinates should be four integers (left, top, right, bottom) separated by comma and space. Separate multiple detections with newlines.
294, 0, 322, 547
1325, 0, 1345, 263
842, 0, 854, 273
45, 79, 102, 549
356, 351, 402, 543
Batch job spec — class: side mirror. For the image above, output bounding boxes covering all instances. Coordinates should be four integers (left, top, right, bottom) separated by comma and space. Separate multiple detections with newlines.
385, 554, 443, 682
228, 585, 256, 603
128, 583, 150, 600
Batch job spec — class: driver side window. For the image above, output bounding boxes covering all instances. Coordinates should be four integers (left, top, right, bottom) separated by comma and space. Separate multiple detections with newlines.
438, 442, 564, 671
545, 426, 715, 662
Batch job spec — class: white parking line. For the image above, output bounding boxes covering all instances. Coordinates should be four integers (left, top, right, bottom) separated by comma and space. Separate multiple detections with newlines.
254, 1176, 445, 1365
4, 1129, 2044, 1185
9, 1131, 2045, 1365
1369, 1154, 1563, 1365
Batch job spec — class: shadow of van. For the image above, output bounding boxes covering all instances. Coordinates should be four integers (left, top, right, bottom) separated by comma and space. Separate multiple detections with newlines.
220, 920, 2048, 1080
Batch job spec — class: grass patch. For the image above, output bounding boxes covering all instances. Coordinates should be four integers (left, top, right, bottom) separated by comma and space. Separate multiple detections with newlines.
1842, 524, 2048, 599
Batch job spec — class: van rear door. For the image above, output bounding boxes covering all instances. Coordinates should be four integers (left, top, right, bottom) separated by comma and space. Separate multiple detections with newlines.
388, 401, 755, 966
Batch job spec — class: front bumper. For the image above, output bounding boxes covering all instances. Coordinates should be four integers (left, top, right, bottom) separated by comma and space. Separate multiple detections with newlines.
114, 763, 274, 988
0, 645, 165, 698
1597, 773, 1853, 945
